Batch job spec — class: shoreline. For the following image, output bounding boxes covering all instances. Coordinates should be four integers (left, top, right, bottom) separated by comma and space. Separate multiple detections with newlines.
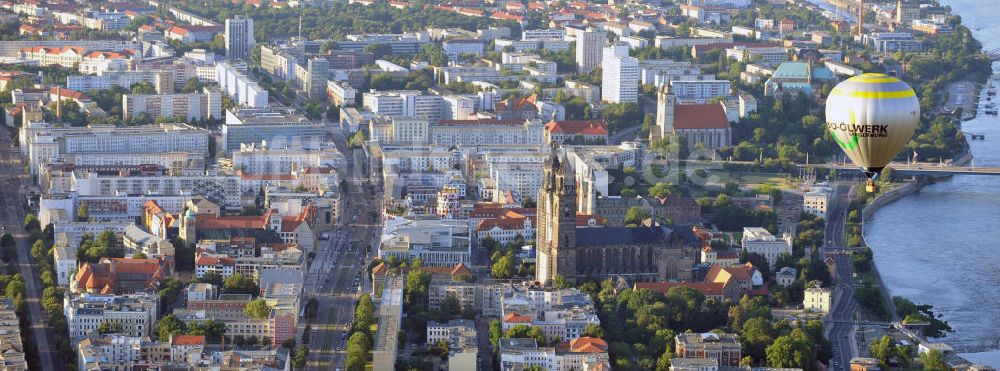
858, 137, 978, 352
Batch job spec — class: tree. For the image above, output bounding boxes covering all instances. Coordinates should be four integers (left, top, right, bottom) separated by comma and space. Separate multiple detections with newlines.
346, 331, 371, 371
292, 346, 309, 369
197, 271, 224, 286
648, 182, 675, 198
489, 319, 503, 349
132, 252, 147, 259
1, 234, 16, 263
505, 324, 547, 345
624, 206, 651, 226
765, 329, 816, 370
869, 335, 910, 369
224, 273, 259, 296
187, 320, 227, 343
244, 299, 272, 319
97, 321, 124, 334
919, 349, 949, 371
302, 325, 312, 344
76, 202, 89, 221
155, 314, 188, 341
158, 278, 185, 308
440, 292, 462, 317
305, 297, 320, 318
491, 253, 516, 279
740, 317, 774, 363
353, 294, 375, 332
23, 214, 40, 232
130, 81, 156, 94
180, 77, 205, 93
582, 323, 605, 338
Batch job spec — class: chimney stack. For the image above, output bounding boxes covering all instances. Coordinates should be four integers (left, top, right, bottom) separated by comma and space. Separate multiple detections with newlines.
857, 0, 864, 36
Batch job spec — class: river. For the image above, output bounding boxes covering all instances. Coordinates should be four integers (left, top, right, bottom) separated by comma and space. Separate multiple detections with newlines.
862, 0, 1000, 366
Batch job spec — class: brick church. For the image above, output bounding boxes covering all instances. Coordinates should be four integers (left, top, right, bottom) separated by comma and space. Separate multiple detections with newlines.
535, 145, 699, 285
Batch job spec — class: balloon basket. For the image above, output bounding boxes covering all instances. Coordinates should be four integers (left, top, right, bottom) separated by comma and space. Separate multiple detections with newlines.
866, 180, 877, 193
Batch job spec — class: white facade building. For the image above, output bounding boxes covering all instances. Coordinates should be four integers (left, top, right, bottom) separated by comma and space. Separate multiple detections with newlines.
65, 293, 159, 340
575, 30, 606, 74
741, 227, 793, 266
803, 185, 833, 219
601, 44, 639, 103
668, 80, 731, 102
215, 61, 268, 108
804, 286, 832, 314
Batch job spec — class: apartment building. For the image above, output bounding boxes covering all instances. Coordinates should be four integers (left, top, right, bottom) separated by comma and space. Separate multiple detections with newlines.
215, 61, 268, 107
123, 90, 222, 121
65, 292, 159, 340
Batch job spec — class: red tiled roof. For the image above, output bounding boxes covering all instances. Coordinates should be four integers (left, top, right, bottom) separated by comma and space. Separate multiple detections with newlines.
21, 46, 86, 55
545, 120, 608, 136
280, 216, 303, 233
85, 50, 133, 59
74, 258, 164, 294
194, 212, 271, 230
48, 87, 89, 101
568, 337, 608, 353
171, 335, 206, 346
707, 263, 756, 286
503, 313, 533, 323
673, 103, 730, 130
575, 213, 605, 226
492, 11, 524, 21
477, 217, 527, 231
143, 200, 165, 215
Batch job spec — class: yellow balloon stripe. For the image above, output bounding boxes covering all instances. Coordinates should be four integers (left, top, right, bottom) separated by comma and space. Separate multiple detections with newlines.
829, 89, 916, 99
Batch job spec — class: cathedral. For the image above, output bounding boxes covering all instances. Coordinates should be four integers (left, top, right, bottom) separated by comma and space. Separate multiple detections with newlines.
535, 145, 699, 285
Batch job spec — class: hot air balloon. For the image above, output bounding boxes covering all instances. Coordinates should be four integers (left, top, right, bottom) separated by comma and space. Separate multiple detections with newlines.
825, 73, 920, 192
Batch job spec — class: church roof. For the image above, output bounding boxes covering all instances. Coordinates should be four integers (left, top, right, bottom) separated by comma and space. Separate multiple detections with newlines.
673, 103, 730, 130
575, 227, 664, 246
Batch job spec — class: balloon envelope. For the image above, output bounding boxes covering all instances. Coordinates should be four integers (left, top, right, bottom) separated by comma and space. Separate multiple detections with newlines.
825, 73, 920, 174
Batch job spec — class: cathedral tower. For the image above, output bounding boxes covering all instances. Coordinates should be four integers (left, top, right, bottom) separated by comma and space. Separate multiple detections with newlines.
535, 144, 578, 285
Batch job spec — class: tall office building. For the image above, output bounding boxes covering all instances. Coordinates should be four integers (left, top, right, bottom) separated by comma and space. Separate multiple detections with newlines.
225, 16, 255, 60
575, 30, 606, 74
305, 57, 329, 100
601, 44, 639, 103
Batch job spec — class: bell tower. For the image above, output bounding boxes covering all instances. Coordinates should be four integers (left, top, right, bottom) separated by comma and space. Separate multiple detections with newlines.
535, 143, 578, 285
654, 82, 676, 141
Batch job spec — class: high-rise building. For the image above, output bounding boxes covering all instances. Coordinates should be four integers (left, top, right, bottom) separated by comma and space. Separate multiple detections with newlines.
600, 44, 638, 103
225, 16, 255, 60
304, 57, 329, 100
575, 30, 606, 74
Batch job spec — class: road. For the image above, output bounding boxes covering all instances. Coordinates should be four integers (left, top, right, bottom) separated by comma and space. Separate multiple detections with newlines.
303, 124, 383, 370
824, 183, 859, 369
0, 126, 62, 371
